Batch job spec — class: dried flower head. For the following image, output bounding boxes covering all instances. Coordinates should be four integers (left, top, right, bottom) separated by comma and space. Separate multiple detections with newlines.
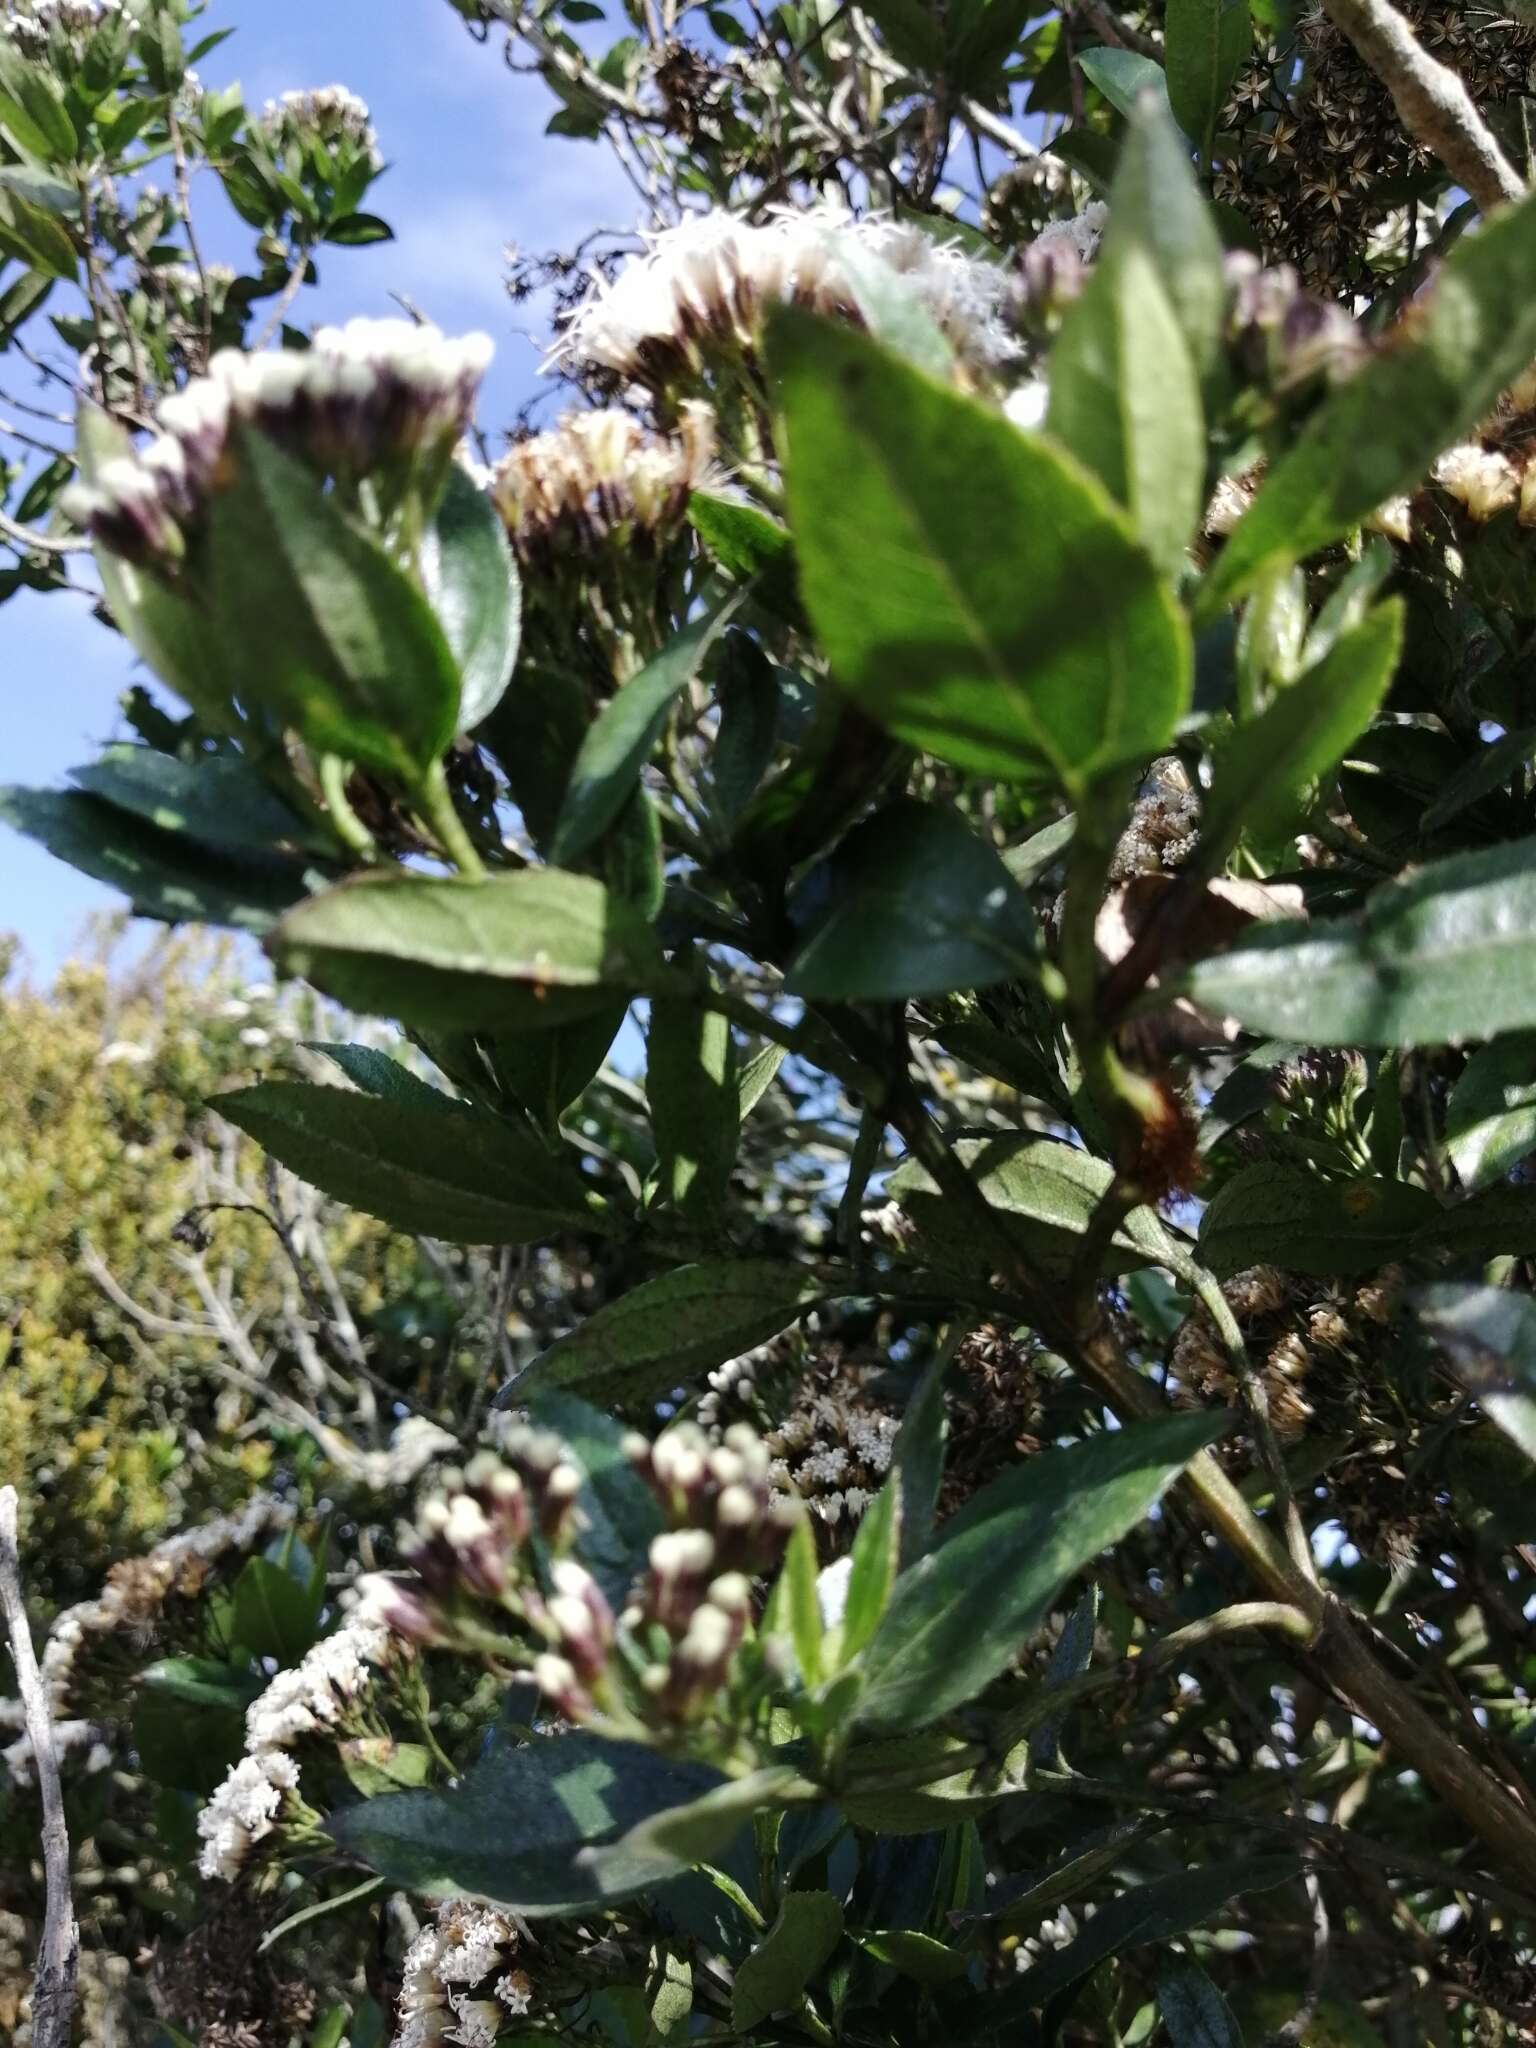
1433, 441, 1521, 522
492, 402, 715, 566
2, 0, 119, 48
553, 205, 1021, 391
65, 319, 493, 569
259, 84, 381, 169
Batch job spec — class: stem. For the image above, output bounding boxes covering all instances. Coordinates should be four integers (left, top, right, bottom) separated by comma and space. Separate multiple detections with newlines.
318, 754, 378, 863
1320, 0, 1523, 214
0, 1488, 79, 2048
418, 758, 488, 879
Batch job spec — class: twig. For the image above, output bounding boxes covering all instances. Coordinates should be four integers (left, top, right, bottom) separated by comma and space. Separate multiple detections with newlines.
0, 1489, 79, 2048
1076, 0, 1163, 60
0, 506, 90, 557
252, 246, 314, 353
1320, 0, 1523, 213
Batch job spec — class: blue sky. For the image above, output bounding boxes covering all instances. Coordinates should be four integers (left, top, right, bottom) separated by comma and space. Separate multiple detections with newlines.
3, 0, 633, 968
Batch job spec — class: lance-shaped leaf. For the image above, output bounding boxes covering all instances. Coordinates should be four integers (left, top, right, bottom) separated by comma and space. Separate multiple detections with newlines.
327, 1732, 730, 1913
994, 1856, 1301, 2017
733, 1893, 844, 2032
217, 1081, 602, 1244
510, 1261, 830, 1404
1198, 1162, 1436, 1276
854, 1411, 1224, 1729
1200, 599, 1404, 852
1202, 181, 1536, 610
209, 424, 462, 786
1164, 0, 1250, 162
1047, 102, 1209, 578
888, 1132, 1187, 1278
647, 996, 739, 1217
1417, 1282, 1536, 1466
550, 586, 738, 865
786, 798, 1040, 1000
1157, 1961, 1246, 2048
1445, 1032, 1536, 1194
422, 462, 521, 732
70, 744, 327, 856
1176, 837, 1536, 1049
270, 869, 668, 1033
0, 785, 311, 934
773, 309, 1190, 796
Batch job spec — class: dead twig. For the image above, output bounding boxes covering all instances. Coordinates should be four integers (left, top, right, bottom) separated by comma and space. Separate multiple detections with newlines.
0, 1487, 79, 2048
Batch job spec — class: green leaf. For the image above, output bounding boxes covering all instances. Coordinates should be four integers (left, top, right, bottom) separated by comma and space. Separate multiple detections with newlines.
838, 1474, 900, 1666
647, 995, 739, 1216
513, 1262, 827, 1403
738, 1040, 786, 1122
1201, 600, 1404, 851
523, 1390, 662, 1605
423, 462, 522, 732
270, 869, 667, 1033
711, 631, 782, 823
856, 0, 945, 70
339, 1738, 433, 1798
1164, 0, 1250, 160
0, 43, 78, 161
140, 1657, 265, 1711
550, 586, 738, 865
1076, 45, 1171, 122
998, 1856, 1301, 2016
232, 1556, 318, 1663
327, 1732, 729, 1913
891, 1346, 949, 1571
649, 1948, 692, 2037
773, 309, 1190, 796
217, 1080, 600, 1244
1047, 235, 1202, 580
687, 492, 803, 623
856, 1929, 971, 1985
1177, 838, 1536, 1049
1158, 1960, 1247, 2046
0, 182, 77, 279
477, 658, 589, 849
888, 1133, 1187, 1279
69, 744, 324, 855
209, 424, 461, 785
485, 1001, 627, 1128
837, 1730, 1020, 1833
0, 785, 310, 933
1445, 1033, 1536, 1193
854, 1412, 1223, 1730
1198, 1162, 1436, 1276
765, 1514, 824, 1689
732, 1891, 844, 2031
322, 211, 394, 245
1202, 181, 1536, 610
1416, 1282, 1536, 1466
312, 1042, 455, 1110
786, 798, 1039, 1000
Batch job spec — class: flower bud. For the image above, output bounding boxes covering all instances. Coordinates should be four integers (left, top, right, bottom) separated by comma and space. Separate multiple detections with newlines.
532, 1653, 592, 1723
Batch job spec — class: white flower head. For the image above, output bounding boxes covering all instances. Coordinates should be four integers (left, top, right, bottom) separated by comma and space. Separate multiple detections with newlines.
196, 1749, 300, 1881
1433, 442, 1519, 523
553, 205, 1021, 389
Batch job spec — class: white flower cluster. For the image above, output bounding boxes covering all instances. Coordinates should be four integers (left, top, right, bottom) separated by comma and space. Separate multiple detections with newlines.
1033, 202, 1108, 266
32, 1495, 290, 1718
243, 1611, 391, 1751
195, 1749, 300, 1883
554, 205, 1022, 388
260, 84, 381, 168
66, 318, 493, 566
2, 0, 119, 46
197, 1609, 392, 1880
1433, 441, 1535, 525
492, 402, 715, 562
394, 1900, 533, 2048
2, 1716, 112, 1787
356, 1413, 460, 1493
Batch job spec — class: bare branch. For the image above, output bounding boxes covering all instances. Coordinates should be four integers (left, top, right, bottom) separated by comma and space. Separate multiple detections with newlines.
0, 506, 90, 557
1321, 0, 1523, 214
0, 1488, 79, 2048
